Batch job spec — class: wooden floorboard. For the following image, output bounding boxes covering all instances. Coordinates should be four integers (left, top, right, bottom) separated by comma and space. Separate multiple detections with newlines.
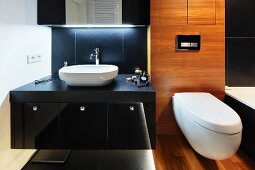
153, 135, 255, 170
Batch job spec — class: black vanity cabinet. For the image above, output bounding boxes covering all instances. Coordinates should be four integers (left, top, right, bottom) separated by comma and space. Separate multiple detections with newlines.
10, 75, 156, 150
60, 103, 107, 149
37, 0, 150, 25
24, 103, 60, 149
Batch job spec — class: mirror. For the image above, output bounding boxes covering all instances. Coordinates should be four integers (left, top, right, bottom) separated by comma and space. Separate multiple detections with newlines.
66, 0, 122, 25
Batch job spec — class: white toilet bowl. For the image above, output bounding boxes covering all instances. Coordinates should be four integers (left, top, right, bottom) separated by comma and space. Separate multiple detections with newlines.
173, 92, 242, 160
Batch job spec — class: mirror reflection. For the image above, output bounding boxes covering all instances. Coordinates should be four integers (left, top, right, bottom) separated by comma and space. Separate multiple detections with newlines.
66, 0, 122, 25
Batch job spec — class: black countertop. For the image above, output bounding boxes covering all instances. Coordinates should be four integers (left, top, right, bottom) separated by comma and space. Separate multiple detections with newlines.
10, 74, 155, 103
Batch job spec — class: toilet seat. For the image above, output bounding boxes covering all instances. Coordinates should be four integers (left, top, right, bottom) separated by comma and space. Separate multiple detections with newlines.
174, 93, 242, 134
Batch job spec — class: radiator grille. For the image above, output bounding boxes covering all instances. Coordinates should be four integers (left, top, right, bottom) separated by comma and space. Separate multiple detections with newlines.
87, 0, 122, 24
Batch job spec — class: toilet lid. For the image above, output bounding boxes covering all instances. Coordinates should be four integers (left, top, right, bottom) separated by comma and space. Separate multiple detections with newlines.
175, 92, 242, 134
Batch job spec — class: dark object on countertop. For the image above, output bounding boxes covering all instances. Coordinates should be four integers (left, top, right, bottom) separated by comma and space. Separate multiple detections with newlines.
35, 76, 53, 84
126, 69, 151, 87
137, 81, 150, 88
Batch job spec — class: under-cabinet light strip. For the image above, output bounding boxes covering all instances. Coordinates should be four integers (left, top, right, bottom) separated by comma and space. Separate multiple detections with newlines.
46, 24, 145, 28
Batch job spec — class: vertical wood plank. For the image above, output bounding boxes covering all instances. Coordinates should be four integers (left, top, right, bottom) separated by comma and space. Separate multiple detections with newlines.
161, 0, 187, 25
188, 0, 216, 25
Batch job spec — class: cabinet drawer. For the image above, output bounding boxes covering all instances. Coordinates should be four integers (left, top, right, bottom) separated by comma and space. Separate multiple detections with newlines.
60, 103, 107, 149
24, 103, 60, 148
108, 103, 151, 149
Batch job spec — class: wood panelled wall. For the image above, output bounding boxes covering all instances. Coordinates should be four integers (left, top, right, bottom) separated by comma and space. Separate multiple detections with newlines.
151, 0, 225, 134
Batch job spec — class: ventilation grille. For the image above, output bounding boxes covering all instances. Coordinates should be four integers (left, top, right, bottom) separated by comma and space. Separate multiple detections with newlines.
87, 0, 122, 24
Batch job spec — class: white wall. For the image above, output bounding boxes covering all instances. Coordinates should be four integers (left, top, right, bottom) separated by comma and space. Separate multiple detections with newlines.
0, 0, 51, 169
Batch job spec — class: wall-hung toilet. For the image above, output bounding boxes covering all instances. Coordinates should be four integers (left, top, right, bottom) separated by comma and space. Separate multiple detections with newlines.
173, 92, 242, 160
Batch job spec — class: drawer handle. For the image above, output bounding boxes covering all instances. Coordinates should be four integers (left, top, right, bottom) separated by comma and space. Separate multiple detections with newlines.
32, 106, 38, 111
80, 106, 86, 111
129, 106, 135, 111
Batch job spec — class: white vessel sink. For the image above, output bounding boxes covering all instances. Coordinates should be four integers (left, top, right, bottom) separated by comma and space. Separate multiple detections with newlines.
59, 65, 118, 86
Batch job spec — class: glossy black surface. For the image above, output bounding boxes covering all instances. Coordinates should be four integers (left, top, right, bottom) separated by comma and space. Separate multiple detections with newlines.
52, 28, 147, 74
225, 0, 255, 86
22, 150, 155, 170
37, 0, 65, 25
10, 74, 156, 150
224, 95, 255, 161
51, 28, 76, 73
24, 103, 59, 149
10, 75, 155, 103
31, 150, 71, 163
108, 103, 151, 149
24, 103, 108, 149
60, 103, 107, 149
226, 0, 255, 37
37, 0, 150, 25
23, 150, 103, 170
226, 38, 255, 86
122, 0, 150, 25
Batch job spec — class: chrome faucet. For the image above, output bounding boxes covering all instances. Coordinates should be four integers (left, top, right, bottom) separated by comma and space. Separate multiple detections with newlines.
90, 48, 100, 65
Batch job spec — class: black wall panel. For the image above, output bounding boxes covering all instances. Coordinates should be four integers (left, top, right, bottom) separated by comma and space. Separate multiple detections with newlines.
52, 28, 76, 74
122, 0, 150, 25
226, 38, 255, 86
76, 29, 124, 69
226, 0, 255, 37
52, 27, 147, 74
226, 0, 255, 86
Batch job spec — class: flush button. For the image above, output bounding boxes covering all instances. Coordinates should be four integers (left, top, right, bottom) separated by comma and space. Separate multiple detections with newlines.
181, 42, 191, 47
190, 43, 198, 47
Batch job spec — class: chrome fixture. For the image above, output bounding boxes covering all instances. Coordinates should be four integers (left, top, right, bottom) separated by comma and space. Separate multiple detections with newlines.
80, 106, 86, 112
129, 106, 135, 111
90, 48, 100, 65
64, 61, 68, 67
33, 106, 38, 111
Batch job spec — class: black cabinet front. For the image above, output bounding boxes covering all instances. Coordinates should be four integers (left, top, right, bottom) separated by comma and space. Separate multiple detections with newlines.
24, 103, 60, 149
37, 0, 150, 25
24, 103, 107, 149
37, 0, 65, 25
226, 38, 255, 86
108, 103, 151, 149
226, 0, 255, 37
12, 102, 154, 149
60, 103, 107, 149
122, 0, 150, 25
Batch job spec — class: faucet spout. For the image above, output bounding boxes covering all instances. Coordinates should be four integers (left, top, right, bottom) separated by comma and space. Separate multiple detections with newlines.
95, 48, 99, 65
89, 48, 100, 65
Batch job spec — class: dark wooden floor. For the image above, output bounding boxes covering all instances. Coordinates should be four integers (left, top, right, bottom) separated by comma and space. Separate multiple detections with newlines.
153, 135, 255, 170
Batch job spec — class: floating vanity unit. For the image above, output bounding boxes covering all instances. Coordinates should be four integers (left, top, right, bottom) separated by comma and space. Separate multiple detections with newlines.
10, 74, 155, 150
